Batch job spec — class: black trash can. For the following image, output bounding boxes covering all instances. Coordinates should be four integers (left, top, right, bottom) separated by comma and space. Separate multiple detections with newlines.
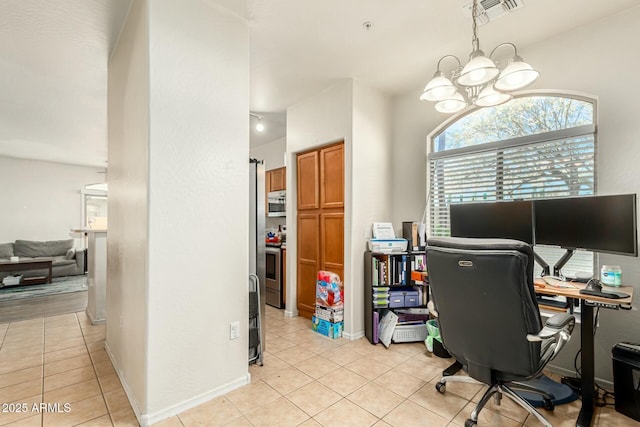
612, 342, 640, 422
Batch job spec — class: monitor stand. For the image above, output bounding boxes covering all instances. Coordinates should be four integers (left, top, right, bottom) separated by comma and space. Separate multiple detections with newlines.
553, 248, 575, 278
533, 250, 551, 277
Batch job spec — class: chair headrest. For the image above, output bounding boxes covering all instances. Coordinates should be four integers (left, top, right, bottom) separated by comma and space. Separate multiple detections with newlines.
427, 237, 533, 255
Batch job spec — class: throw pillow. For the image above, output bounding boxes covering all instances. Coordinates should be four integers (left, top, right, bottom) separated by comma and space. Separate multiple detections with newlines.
0, 242, 14, 258
65, 248, 76, 260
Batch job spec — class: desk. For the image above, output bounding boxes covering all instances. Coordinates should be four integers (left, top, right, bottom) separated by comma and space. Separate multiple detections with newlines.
534, 279, 634, 427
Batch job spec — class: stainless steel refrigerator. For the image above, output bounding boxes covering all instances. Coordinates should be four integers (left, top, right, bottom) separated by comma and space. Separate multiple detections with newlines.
249, 158, 266, 358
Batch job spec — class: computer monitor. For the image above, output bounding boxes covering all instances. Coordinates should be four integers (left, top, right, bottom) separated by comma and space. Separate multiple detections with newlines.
449, 200, 534, 244
534, 194, 638, 256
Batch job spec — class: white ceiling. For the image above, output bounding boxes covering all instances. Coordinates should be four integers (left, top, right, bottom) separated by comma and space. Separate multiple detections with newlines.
0, 0, 638, 163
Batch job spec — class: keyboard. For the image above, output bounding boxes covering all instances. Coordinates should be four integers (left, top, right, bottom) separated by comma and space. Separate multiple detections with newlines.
579, 289, 629, 299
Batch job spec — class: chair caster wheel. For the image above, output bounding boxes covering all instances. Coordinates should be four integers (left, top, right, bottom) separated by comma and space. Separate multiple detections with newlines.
435, 382, 446, 394
464, 419, 477, 427
543, 399, 555, 411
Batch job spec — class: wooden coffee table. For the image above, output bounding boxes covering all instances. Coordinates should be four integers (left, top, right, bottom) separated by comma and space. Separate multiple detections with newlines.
0, 260, 53, 286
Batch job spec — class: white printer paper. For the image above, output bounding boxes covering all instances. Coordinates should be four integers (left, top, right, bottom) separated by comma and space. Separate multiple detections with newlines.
372, 222, 396, 239
378, 310, 398, 348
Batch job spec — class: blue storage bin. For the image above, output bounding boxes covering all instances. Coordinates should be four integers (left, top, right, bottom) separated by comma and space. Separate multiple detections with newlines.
404, 290, 420, 307
389, 290, 404, 308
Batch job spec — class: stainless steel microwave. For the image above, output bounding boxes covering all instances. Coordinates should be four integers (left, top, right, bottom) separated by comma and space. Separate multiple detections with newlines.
267, 190, 286, 217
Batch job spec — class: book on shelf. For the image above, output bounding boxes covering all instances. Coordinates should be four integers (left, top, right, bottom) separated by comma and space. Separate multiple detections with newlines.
372, 311, 379, 344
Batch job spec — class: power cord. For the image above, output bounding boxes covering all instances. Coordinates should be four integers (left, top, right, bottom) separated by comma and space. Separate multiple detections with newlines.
567, 307, 615, 406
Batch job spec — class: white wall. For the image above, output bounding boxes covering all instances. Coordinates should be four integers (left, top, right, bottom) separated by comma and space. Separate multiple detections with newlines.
286, 79, 392, 337
0, 157, 104, 244
107, 0, 150, 416
391, 5, 640, 384
350, 80, 392, 336
286, 80, 352, 319
107, 0, 250, 423
390, 95, 442, 231
146, 0, 250, 421
250, 137, 286, 171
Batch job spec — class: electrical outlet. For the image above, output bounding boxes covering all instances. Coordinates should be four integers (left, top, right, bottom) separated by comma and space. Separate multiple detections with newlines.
230, 321, 240, 340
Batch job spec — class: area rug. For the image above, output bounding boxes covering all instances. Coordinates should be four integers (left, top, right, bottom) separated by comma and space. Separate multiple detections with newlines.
0, 275, 87, 302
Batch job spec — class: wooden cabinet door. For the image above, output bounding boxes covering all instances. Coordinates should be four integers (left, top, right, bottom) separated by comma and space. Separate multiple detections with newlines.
270, 167, 286, 191
320, 144, 344, 209
265, 170, 273, 194
297, 151, 319, 210
296, 142, 343, 319
321, 213, 344, 282
297, 214, 319, 318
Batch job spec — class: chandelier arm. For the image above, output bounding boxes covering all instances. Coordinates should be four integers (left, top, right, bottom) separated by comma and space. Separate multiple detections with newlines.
436, 55, 462, 72
489, 42, 518, 61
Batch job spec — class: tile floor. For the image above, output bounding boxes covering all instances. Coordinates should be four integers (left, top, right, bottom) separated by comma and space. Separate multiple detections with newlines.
1, 306, 638, 426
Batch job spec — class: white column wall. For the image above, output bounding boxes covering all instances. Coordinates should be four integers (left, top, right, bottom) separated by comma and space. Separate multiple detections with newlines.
391, 5, 640, 384
350, 80, 392, 338
286, 79, 393, 338
146, 0, 249, 420
107, 0, 150, 415
108, 0, 250, 423
286, 79, 353, 319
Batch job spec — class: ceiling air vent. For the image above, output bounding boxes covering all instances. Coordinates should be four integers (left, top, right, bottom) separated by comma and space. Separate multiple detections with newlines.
462, 0, 524, 26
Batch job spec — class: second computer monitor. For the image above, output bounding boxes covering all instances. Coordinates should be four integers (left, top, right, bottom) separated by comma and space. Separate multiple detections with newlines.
534, 194, 637, 256
449, 200, 534, 244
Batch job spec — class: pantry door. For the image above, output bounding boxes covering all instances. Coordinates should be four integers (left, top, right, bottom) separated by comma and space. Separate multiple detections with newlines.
296, 142, 344, 319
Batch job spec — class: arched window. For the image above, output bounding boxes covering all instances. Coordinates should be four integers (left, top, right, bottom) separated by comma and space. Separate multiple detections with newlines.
428, 93, 597, 276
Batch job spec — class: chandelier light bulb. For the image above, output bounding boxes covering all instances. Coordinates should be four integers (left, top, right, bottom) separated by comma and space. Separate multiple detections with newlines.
420, 74, 457, 101
435, 92, 467, 114
475, 86, 512, 107
495, 59, 540, 91
457, 54, 500, 87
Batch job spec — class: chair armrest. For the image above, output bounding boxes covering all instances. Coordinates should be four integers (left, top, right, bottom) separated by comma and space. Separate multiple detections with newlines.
75, 248, 87, 273
527, 313, 575, 342
527, 313, 575, 364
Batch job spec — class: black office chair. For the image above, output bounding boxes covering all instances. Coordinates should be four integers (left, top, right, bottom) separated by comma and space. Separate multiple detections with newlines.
426, 237, 575, 427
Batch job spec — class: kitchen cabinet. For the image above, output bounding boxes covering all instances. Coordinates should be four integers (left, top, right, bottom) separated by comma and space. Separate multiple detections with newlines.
296, 142, 344, 319
269, 167, 286, 192
266, 167, 286, 193
266, 167, 286, 215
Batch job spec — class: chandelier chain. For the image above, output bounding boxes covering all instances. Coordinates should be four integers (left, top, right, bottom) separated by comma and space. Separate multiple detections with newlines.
471, 0, 478, 49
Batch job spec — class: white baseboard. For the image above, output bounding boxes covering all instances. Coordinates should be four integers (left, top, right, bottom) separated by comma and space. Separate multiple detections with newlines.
284, 309, 298, 317
104, 343, 250, 426
343, 330, 364, 340
85, 309, 105, 325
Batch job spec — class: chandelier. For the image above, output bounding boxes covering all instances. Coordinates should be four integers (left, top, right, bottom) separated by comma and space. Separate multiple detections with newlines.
419, 0, 539, 113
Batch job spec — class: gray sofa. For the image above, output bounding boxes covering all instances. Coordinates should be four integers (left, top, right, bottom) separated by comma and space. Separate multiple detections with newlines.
0, 239, 86, 281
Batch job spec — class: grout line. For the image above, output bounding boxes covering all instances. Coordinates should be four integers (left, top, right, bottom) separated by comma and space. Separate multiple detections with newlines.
79, 313, 115, 427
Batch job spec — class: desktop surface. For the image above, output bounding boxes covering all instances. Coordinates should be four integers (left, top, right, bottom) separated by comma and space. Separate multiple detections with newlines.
534, 278, 634, 304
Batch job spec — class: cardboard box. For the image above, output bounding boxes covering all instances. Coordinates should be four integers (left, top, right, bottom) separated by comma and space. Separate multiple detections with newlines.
315, 305, 344, 323
312, 315, 343, 339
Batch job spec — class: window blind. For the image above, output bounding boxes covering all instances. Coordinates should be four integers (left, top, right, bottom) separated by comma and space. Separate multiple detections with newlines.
429, 134, 595, 277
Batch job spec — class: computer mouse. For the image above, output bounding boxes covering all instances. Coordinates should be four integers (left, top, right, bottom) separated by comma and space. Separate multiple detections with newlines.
585, 279, 603, 292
